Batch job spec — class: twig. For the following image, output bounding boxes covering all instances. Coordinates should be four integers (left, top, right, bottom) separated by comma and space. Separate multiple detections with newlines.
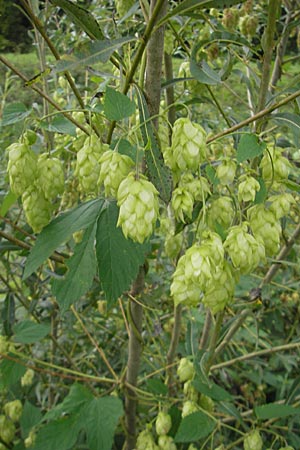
166, 304, 182, 392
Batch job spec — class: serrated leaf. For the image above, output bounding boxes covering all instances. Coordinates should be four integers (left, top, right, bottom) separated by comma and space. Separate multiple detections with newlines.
271, 112, 300, 136
1, 102, 32, 126
43, 384, 93, 422
23, 199, 104, 279
237, 134, 266, 163
32, 415, 80, 450
82, 397, 123, 450
136, 88, 172, 203
20, 401, 43, 439
95, 201, 150, 304
254, 403, 300, 420
193, 378, 232, 401
54, 37, 135, 73
174, 411, 216, 443
0, 358, 26, 387
40, 115, 77, 136
13, 320, 51, 344
52, 223, 97, 313
51, 0, 104, 40
103, 87, 135, 121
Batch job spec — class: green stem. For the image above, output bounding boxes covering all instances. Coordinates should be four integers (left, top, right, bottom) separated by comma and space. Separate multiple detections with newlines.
199, 309, 212, 350
256, 0, 280, 113
164, 52, 176, 127
204, 310, 225, 372
166, 304, 182, 393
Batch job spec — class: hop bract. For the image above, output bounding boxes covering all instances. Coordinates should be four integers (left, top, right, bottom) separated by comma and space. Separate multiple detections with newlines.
158, 435, 177, 450
136, 429, 158, 450
224, 223, 265, 274
117, 173, 159, 243
4, 400, 23, 423
260, 147, 292, 185
182, 400, 199, 417
177, 357, 195, 382
269, 193, 295, 219
247, 204, 281, 256
170, 118, 207, 171
37, 154, 64, 200
171, 187, 194, 223
98, 149, 134, 197
75, 135, 108, 195
22, 186, 53, 233
207, 196, 234, 230
202, 261, 236, 314
216, 158, 236, 185
179, 173, 211, 202
243, 429, 263, 450
7, 142, 37, 196
170, 255, 202, 307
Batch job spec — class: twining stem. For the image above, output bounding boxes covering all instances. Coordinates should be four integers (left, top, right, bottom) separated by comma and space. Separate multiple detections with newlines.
205, 310, 225, 372
166, 304, 182, 392
256, 0, 280, 113
164, 53, 176, 128
125, 267, 145, 450
199, 309, 212, 350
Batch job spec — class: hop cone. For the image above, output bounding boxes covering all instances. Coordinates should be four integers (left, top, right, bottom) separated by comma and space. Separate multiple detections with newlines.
177, 357, 195, 382
182, 400, 199, 418
75, 135, 108, 195
238, 176, 260, 203
171, 187, 194, 222
224, 223, 265, 274
155, 412, 172, 436
216, 158, 236, 185
260, 147, 292, 185
4, 400, 22, 423
37, 154, 64, 201
207, 196, 234, 230
136, 429, 158, 450
179, 173, 211, 202
171, 255, 201, 307
98, 149, 134, 197
7, 142, 37, 196
170, 118, 207, 172
202, 261, 236, 314
184, 242, 220, 288
117, 173, 159, 243
269, 193, 295, 219
244, 429, 263, 450
22, 186, 53, 233
158, 435, 177, 450
247, 204, 281, 256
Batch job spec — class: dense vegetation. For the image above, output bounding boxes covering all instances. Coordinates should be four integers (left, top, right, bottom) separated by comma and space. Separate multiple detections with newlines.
0, 1, 300, 449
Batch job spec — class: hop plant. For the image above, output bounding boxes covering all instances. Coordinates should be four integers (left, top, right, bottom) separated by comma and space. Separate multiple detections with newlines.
222, 8, 240, 31
75, 135, 108, 195
238, 175, 260, 203
155, 412, 172, 436
98, 149, 134, 197
25, 430, 36, 448
207, 196, 234, 230
243, 429, 263, 450
199, 394, 215, 413
117, 173, 159, 243
21, 368, 35, 387
179, 173, 211, 202
247, 204, 281, 256
216, 158, 236, 185
202, 261, 236, 313
164, 232, 183, 259
171, 187, 194, 223
158, 435, 177, 450
260, 147, 292, 185
136, 429, 159, 450
269, 193, 295, 219
7, 142, 37, 196
182, 400, 199, 417
4, 400, 23, 423
37, 154, 64, 201
183, 380, 199, 402
22, 186, 53, 233
177, 357, 195, 382
184, 242, 220, 288
224, 223, 265, 274
170, 118, 207, 172
239, 14, 258, 38
0, 415, 16, 444
170, 255, 202, 307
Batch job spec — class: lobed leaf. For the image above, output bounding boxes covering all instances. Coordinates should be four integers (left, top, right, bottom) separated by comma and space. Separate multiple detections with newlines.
237, 134, 266, 163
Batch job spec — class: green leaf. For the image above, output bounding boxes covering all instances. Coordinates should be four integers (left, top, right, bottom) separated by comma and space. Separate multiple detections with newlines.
40, 115, 77, 136
0, 358, 26, 387
82, 397, 123, 450
1, 102, 32, 126
254, 177, 267, 204
32, 415, 80, 450
52, 223, 97, 313
20, 401, 43, 439
205, 164, 219, 186
218, 401, 243, 423
103, 87, 135, 121
135, 88, 172, 203
157, 0, 244, 27
193, 378, 233, 401
95, 201, 150, 303
43, 384, 93, 422
271, 112, 300, 136
190, 57, 221, 85
23, 199, 104, 279
13, 320, 51, 344
174, 411, 216, 443
50, 0, 104, 40
254, 403, 300, 420
54, 37, 135, 73
237, 134, 266, 163
0, 191, 18, 216
146, 379, 168, 396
